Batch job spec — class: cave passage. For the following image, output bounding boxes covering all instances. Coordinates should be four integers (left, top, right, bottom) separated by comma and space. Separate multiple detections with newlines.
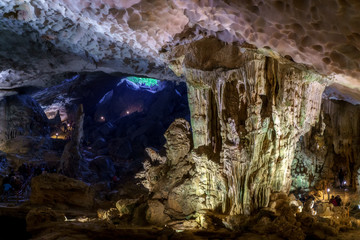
40, 73, 191, 183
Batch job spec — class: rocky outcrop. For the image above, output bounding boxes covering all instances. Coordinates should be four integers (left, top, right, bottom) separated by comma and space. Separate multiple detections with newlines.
30, 173, 95, 209
166, 38, 326, 215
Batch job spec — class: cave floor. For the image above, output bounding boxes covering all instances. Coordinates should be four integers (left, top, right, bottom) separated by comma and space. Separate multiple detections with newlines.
26, 223, 360, 240
0, 201, 359, 240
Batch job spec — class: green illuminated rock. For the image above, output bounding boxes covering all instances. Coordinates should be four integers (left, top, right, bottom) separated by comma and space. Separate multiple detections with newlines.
127, 76, 158, 87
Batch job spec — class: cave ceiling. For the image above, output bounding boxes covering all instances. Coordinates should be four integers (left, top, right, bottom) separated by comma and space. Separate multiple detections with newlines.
1, 0, 360, 102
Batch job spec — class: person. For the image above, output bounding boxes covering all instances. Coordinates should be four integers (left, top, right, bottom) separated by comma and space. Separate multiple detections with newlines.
338, 168, 344, 188
111, 175, 118, 190
1, 182, 12, 202
299, 195, 306, 204
330, 195, 338, 206
335, 195, 342, 206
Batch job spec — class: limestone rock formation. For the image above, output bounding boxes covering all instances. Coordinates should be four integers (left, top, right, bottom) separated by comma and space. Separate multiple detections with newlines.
0, 95, 49, 143
137, 39, 327, 219
164, 118, 192, 166
60, 104, 84, 178
167, 38, 326, 215
292, 98, 360, 191
30, 173, 95, 209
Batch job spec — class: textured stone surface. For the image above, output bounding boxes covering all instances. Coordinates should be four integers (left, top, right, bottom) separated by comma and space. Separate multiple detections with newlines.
170, 39, 326, 214
146, 200, 170, 226
138, 41, 326, 217
164, 118, 192, 166
30, 173, 95, 209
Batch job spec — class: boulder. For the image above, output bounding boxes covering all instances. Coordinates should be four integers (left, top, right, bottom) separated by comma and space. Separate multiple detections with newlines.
26, 207, 64, 230
30, 173, 95, 209
115, 198, 138, 217
146, 200, 170, 226
97, 208, 121, 224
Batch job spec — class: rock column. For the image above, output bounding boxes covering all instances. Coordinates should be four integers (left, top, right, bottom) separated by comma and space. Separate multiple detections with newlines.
169, 38, 326, 214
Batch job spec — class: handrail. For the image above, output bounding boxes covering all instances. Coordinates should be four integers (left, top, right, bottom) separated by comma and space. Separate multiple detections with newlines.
17, 172, 34, 196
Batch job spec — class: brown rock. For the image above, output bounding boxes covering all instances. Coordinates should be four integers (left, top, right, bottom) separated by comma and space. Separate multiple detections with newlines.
115, 199, 138, 217
146, 200, 170, 226
26, 207, 64, 230
30, 173, 95, 209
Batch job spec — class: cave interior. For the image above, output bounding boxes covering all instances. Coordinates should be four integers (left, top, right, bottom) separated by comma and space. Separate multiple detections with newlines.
1, 1, 360, 240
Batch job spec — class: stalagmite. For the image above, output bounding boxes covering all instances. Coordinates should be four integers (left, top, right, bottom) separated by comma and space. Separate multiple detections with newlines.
60, 104, 84, 178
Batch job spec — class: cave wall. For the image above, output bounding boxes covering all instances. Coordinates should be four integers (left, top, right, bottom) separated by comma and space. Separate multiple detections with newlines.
167, 38, 326, 214
0, 95, 49, 144
291, 98, 360, 192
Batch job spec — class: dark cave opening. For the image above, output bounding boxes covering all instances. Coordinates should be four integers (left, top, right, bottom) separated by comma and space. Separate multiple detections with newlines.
33, 73, 191, 184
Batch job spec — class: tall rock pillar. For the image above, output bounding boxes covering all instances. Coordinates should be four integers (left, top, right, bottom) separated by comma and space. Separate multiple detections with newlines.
168, 38, 326, 214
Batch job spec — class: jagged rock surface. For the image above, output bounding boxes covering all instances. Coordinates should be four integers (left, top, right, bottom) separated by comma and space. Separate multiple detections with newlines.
165, 38, 326, 215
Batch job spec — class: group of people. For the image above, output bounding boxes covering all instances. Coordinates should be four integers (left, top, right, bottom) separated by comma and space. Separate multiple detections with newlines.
329, 195, 342, 206
1, 163, 58, 202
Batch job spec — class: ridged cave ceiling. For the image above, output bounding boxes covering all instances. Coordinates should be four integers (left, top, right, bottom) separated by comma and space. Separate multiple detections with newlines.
1, 0, 360, 101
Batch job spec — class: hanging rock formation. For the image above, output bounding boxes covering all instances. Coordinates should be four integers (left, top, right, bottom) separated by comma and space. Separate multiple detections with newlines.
157, 38, 327, 215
